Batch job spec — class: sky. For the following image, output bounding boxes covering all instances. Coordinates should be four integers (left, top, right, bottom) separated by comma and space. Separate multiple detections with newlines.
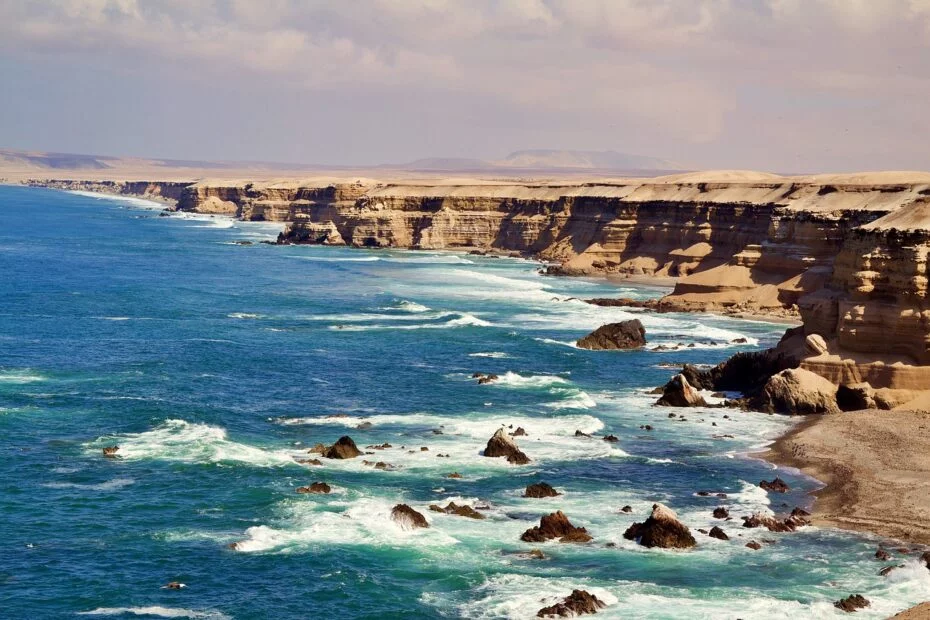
1, 0, 929, 173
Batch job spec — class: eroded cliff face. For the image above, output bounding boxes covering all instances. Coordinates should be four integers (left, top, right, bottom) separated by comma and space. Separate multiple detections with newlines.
25, 179, 191, 203
27, 173, 930, 391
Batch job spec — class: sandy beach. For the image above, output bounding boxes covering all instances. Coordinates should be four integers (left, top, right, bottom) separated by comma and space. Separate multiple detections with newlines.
764, 409, 930, 545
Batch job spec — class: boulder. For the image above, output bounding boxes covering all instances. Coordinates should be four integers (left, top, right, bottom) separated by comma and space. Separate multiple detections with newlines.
520, 511, 592, 543
603, 434, 619, 442
308, 443, 328, 455
524, 482, 561, 498
746, 540, 762, 550
622, 503, 696, 549
537, 590, 606, 617
708, 526, 729, 540
620, 505, 633, 513
445, 472, 463, 479
656, 374, 708, 407
484, 428, 531, 464
875, 548, 891, 561
510, 427, 527, 437
805, 333, 829, 357
757, 368, 839, 414
576, 319, 646, 350
102, 446, 119, 457
712, 507, 730, 519
834, 595, 869, 613
476, 373, 500, 385
759, 477, 790, 493
324, 436, 363, 459
296, 482, 331, 494
741, 513, 797, 532
391, 504, 429, 530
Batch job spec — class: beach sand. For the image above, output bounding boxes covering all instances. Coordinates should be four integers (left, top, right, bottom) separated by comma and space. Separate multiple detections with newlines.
763, 409, 930, 545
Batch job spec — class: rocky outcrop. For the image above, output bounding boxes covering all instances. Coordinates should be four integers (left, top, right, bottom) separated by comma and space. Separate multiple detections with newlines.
429, 502, 485, 519
391, 504, 429, 529
576, 319, 646, 350
324, 436, 363, 459
484, 428, 530, 464
524, 482, 561, 498
759, 477, 790, 493
537, 590, 606, 617
25, 179, 190, 203
521, 511, 592, 543
623, 503, 696, 549
834, 595, 870, 613
296, 482, 331, 494
656, 374, 707, 407
757, 368, 840, 414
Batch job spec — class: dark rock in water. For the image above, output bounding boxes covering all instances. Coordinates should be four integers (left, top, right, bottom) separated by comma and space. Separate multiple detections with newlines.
576, 319, 646, 350
623, 503, 696, 549
741, 513, 798, 532
875, 548, 891, 561
233, 240, 254, 245
746, 540, 762, 550
648, 386, 665, 395
102, 446, 119, 457
367, 443, 392, 450
602, 434, 619, 442
790, 506, 810, 517
308, 443, 328, 455
639, 424, 653, 431
520, 511, 592, 543
620, 505, 632, 513
163, 581, 186, 589
356, 421, 373, 429
476, 373, 499, 384
445, 472, 463, 479
834, 594, 869, 613
391, 504, 429, 529
294, 457, 323, 466
537, 589, 606, 617
731, 337, 748, 344
921, 551, 930, 568
680, 331, 802, 394
484, 428, 530, 464
524, 482, 561, 498
574, 430, 591, 437
296, 482, 331, 494
759, 477, 790, 493
325, 436, 363, 459
708, 526, 729, 541
879, 565, 903, 577
510, 427, 527, 437
713, 507, 730, 519
656, 374, 707, 407
428, 501, 485, 519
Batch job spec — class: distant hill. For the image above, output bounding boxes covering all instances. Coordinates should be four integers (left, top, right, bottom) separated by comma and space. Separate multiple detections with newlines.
495, 149, 682, 171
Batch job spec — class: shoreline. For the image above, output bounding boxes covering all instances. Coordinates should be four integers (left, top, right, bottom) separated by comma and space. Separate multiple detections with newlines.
761, 409, 930, 546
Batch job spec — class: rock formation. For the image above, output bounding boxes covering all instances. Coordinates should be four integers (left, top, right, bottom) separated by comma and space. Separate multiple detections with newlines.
296, 482, 331, 494
757, 368, 840, 414
759, 477, 790, 493
656, 374, 707, 407
524, 482, 561, 498
834, 595, 870, 613
708, 526, 729, 540
324, 436, 363, 459
520, 511, 592, 543
623, 503, 696, 549
429, 502, 485, 519
484, 428, 531, 464
537, 590, 606, 617
391, 504, 429, 529
576, 319, 646, 350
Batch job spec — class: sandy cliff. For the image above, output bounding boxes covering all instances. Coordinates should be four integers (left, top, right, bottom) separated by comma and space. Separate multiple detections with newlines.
24, 172, 930, 391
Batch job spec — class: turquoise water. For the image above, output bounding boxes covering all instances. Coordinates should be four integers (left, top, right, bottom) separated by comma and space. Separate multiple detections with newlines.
1, 186, 928, 619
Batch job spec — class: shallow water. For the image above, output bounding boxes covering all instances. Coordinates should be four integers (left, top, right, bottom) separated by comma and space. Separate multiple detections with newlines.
0, 186, 927, 619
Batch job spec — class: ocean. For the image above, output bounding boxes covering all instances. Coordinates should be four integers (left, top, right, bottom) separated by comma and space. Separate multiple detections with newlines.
1, 185, 928, 619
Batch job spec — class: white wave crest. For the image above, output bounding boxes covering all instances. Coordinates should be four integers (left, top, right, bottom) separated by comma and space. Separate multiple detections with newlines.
43, 478, 135, 491
88, 419, 295, 467
78, 607, 230, 619
0, 370, 45, 383
468, 352, 512, 359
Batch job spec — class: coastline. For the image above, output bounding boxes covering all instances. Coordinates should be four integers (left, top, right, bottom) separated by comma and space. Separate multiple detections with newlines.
761, 409, 930, 546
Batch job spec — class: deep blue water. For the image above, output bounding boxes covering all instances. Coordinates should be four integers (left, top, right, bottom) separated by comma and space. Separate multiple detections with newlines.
1, 186, 928, 619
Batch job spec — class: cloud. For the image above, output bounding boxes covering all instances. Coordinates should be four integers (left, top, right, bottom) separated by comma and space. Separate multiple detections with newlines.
1, 0, 928, 170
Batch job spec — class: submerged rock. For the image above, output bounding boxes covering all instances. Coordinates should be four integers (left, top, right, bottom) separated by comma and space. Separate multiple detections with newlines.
484, 428, 530, 464
475, 373, 500, 384
296, 482, 331, 494
524, 482, 561, 498
428, 501, 485, 519
834, 594, 869, 613
102, 446, 119, 457
576, 319, 646, 350
656, 374, 708, 407
623, 503, 696, 549
520, 511, 592, 543
746, 540, 762, 550
324, 436, 363, 459
537, 589, 606, 617
391, 504, 429, 529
